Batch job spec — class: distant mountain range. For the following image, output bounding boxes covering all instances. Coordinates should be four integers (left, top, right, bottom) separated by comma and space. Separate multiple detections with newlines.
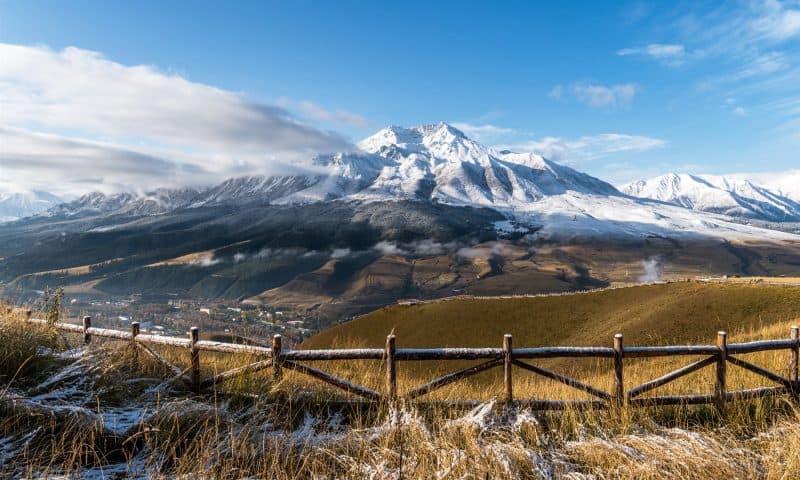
15, 123, 799, 240
621, 172, 800, 223
0, 190, 62, 222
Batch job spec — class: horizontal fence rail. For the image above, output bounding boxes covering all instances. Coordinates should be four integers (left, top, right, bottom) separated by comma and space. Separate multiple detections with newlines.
22, 313, 800, 412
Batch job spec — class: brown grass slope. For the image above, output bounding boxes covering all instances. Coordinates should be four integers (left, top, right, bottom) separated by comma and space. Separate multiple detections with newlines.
300, 282, 800, 404
8, 297, 800, 478
304, 282, 800, 349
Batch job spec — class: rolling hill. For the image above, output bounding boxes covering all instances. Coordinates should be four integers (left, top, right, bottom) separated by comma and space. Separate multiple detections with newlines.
303, 282, 800, 349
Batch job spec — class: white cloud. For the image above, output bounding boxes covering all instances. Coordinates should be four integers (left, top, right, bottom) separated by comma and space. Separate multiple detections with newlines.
450, 123, 518, 142
505, 133, 665, 165
750, 0, 800, 41
548, 85, 564, 100
617, 43, 686, 65
734, 51, 789, 79
0, 127, 207, 196
0, 43, 356, 195
373, 241, 406, 255
277, 98, 370, 127
734, 106, 747, 116
572, 83, 638, 109
675, 1, 800, 107
372, 239, 446, 256
330, 248, 351, 259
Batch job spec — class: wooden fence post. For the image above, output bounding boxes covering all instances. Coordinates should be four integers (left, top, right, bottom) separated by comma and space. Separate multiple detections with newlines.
190, 327, 200, 392
791, 326, 799, 399
25, 310, 32, 321
82, 316, 91, 345
504, 334, 513, 405
613, 334, 624, 409
131, 322, 140, 371
386, 334, 397, 401
715, 331, 727, 414
272, 334, 283, 381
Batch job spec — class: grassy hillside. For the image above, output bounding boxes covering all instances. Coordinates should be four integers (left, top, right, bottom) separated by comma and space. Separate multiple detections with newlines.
302, 282, 800, 404
304, 282, 800, 349
6, 292, 800, 478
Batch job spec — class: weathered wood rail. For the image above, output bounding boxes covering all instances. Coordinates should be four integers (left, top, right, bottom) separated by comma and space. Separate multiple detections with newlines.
24, 313, 800, 412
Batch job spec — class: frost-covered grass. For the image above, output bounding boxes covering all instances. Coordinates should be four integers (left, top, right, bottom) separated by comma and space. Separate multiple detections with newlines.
4, 307, 800, 478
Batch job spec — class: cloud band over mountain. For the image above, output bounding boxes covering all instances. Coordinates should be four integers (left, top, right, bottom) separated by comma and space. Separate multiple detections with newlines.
0, 43, 354, 195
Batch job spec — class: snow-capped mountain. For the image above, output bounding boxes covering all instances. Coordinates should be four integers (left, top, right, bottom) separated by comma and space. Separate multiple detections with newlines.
197, 175, 320, 206
355, 123, 620, 206
49, 188, 202, 218
738, 170, 800, 203
41, 123, 627, 223
0, 189, 62, 223
621, 173, 800, 222
34, 123, 799, 242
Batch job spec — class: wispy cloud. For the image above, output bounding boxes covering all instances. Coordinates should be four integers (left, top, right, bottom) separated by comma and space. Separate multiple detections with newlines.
502, 133, 665, 165
749, 0, 800, 41
548, 82, 638, 109
450, 122, 519, 143
722, 97, 748, 117
571, 83, 638, 109
277, 98, 370, 127
547, 85, 563, 100
0, 127, 205, 196
733, 51, 789, 79
618, 1, 800, 142
0, 126, 329, 197
617, 43, 686, 66
688, 4, 799, 77
0, 43, 356, 195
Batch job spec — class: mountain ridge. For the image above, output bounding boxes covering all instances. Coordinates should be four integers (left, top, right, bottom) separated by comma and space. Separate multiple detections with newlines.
12, 122, 800, 243
621, 172, 800, 222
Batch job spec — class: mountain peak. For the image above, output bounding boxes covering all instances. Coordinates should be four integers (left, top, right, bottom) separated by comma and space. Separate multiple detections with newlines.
416, 122, 467, 139
357, 122, 470, 154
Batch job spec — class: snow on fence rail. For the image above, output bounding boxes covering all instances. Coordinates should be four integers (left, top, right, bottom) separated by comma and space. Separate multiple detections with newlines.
24, 313, 800, 412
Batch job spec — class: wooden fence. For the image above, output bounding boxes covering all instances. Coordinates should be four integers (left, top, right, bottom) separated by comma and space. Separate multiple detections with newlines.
24, 313, 800, 412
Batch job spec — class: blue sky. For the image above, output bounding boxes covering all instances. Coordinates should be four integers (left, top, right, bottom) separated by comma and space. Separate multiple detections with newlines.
1, 0, 799, 195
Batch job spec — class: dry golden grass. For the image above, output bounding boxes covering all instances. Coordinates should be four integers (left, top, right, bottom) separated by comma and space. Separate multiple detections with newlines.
5, 283, 800, 478
712, 276, 800, 285
305, 282, 800, 349
25, 257, 125, 277
295, 282, 800, 403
